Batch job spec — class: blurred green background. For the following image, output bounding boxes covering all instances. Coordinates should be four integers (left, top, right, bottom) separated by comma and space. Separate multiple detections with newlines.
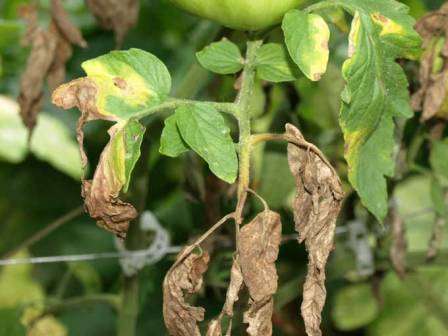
1, 0, 448, 335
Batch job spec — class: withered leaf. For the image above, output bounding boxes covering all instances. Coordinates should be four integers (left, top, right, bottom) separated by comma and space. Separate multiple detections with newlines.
286, 124, 343, 336
163, 249, 210, 336
52, 77, 112, 171
86, 0, 139, 47
206, 258, 244, 336
238, 210, 282, 336
243, 298, 274, 336
47, 25, 74, 91
51, 0, 87, 48
18, 5, 58, 135
412, 3, 448, 121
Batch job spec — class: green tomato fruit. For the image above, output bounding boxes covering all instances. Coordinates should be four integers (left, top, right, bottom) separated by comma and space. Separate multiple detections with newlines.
169, 0, 303, 31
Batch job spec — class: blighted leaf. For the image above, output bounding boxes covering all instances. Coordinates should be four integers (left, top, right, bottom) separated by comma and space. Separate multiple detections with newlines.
17, 5, 58, 135
286, 124, 343, 336
238, 210, 282, 336
282, 10, 330, 81
206, 258, 244, 336
159, 114, 189, 157
337, 1, 421, 221
196, 39, 244, 75
163, 250, 209, 336
86, 0, 139, 47
80, 48, 171, 119
244, 298, 274, 336
46, 26, 74, 91
175, 104, 238, 183
412, 4, 448, 121
254, 43, 297, 83
50, 0, 87, 48
81, 120, 144, 238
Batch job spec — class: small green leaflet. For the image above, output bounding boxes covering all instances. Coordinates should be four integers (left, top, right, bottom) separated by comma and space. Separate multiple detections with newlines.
81, 48, 172, 120
159, 114, 189, 157
336, 0, 421, 221
121, 120, 145, 192
254, 43, 297, 83
174, 104, 238, 183
196, 39, 244, 75
282, 9, 330, 81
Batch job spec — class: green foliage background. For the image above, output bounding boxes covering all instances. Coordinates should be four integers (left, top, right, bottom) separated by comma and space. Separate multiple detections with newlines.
0, 0, 447, 335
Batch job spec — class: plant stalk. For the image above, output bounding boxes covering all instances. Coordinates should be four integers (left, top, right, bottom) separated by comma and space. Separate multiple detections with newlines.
234, 39, 262, 224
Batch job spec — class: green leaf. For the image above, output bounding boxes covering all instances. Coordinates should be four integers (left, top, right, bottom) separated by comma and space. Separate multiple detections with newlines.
254, 43, 297, 83
159, 114, 189, 157
282, 9, 330, 81
337, 1, 421, 221
333, 283, 379, 331
81, 48, 171, 120
196, 39, 244, 75
368, 266, 448, 336
109, 119, 146, 193
175, 104, 238, 183
0, 96, 82, 180
430, 138, 448, 186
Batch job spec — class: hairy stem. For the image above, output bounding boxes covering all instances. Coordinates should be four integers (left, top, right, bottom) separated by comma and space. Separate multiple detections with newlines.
234, 39, 262, 224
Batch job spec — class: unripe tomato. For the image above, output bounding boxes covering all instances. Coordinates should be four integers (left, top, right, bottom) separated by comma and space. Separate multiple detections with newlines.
169, 0, 303, 31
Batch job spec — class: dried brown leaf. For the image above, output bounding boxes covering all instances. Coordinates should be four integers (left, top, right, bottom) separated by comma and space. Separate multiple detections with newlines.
206, 258, 244, 336
163, 250, 210, 336
238, 210, 282, 336
85, 0, 139, 47
243, 297, 274, 336
51, 0, 87, 48
52, 81, 134, 238
412, 3, 448, 121
47, 25, 73, 91
286, 124, 343, 336
17, 5, 58, 135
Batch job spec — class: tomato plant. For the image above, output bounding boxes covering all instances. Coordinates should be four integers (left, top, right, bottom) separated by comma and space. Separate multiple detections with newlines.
1, 0, 448, 336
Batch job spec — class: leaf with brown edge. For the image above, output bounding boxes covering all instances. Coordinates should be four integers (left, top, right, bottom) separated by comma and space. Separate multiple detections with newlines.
86, 0, 139, 47
206, 258, 244, 336
238, 210, 282, 336
81, 120, 144, 238
17, 5, 58, 136
163, 249, 210, 336
286, 123, 343, 336
50, 0, 87, 48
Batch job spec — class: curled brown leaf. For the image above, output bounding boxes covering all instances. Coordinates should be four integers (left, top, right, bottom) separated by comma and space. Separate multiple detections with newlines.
163, 249, 210, 336
238, 210, 282, 336
17, 3, 86, 135
286, 124, 343, 336
412, 3, 448, 121
206, 258, 244, 336
86, 0, 139, 47
51, 0, 87, 48
18, 5, 58, 135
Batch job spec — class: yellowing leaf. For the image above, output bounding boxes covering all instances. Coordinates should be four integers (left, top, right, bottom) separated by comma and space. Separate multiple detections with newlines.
336, 0, 421, 221
282, 9, 330, 81
81, 48, 171, 120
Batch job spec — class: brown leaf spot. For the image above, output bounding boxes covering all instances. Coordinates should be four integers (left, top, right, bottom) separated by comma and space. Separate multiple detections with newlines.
286, 124, 343, 336
163, 250, 209, 336
113, 77, 127, 89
